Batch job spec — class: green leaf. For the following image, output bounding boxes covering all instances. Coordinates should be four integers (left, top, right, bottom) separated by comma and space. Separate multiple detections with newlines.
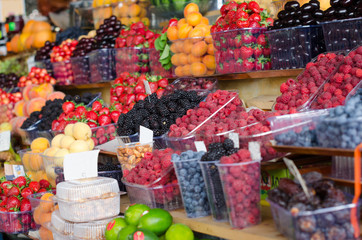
160, 44, 170, 60
163, 61, 172, 70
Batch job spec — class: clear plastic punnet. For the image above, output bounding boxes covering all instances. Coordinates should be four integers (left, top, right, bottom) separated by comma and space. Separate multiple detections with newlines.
114, 47, 150, 76
18, 149, 47, 182
52, 60, 74, 85
162, 77, 218, 96
71, 55, 90, 85
51, 210, 74, 236
321, 17, 362, 52
116, 142, 153, 171
268, 199, 360, 240
88, 49, 116, 83
216, 159, 261, 229
149, 48, 173, 78
56, 177, 120, 222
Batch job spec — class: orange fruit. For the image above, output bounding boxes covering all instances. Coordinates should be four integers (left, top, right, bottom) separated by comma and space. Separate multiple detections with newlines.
186, 12, 202, 27
183, 39, 193, 54
202, 55, 216, 70
188, 54, 202, 64
40, 193, 54, 201
188, 28, 205, 39
191, 62, 207, 76
205, 35, 213, 44
175, 40, 184, 52
128, 3, 141, 17
207, 69, 215, 75
184, 3, 199, 17
170, 43, 178, 53
177, 18, 187, 29
39, 212, 52, 227
171, 54, 181, 66
179, 53, 189, 65
200, 17, 209, 25
191, 41, 207, 57
177, 24, 192, 39
33, 207, 42, 224
39, 226, 53, 240
175, 66, 183, 77
208, 44, 215, 55
167, 26, 178, 41
182, 65, 192, 76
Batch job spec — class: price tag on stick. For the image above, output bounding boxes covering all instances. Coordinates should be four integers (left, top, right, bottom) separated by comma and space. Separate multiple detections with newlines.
229, 133, 239, 148
143, 80, 152, 95
0, 131, 11, 152
283, 157, 311, 199
248, 141, 261, 161
194, 141, 207, 152
140, 126, 153, 144
64, 150, 100, 181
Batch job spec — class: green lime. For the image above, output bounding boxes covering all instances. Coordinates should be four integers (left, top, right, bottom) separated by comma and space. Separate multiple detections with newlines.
105, 218, 128, 240
165, 223, 194, 240
117, 225, 137, 240
138, 208, 173, 236
129, 229, 159, 240
125, 204, 151, 226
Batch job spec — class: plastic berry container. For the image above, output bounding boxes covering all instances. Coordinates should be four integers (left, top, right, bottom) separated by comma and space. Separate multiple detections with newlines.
90, 123, 117, 146
199, 160, 228, 222
18, 149, 47, 182
216, 160, 261, 229
122, 180, 183, 211
268, 199, 360, 240
267, 25, 326, 70
112, 0, 151, 27
162, 77, 218, 96
321, 17, 362, 52
52, 60, 74, 85
55, 177, 121, 222
170, 36, 215, 78
35, 59, 53, 77
114, 47, 150, 76
0, 210, 38, 234
211, 28, 271, 74
42, 155, 64, 187
172, 153, 210, 218
116, 142, 153, 171
164, 133, 197, 152
88, 49, 116, 83
149, 48, 173, 78
71, 55, 90, 85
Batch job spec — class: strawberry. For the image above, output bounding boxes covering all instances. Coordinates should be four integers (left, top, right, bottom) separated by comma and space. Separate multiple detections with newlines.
1, 181, 11, 196
6, 196, 20, 210
37, 188, 47, 193
88, 121, 98, 128
96, 128, 106, 138
39, 179, 51, 189
115, 85, 124, 96
157, 78, 168, 88
114, 103, 123, 111
75, 106, 87, 116
98, 114, 112, 126
29, 181, 40, 193
133, 35, 145, 46
242, 32, 255, 44
234, 48, 241, 60
249, 21, 261, 28
149, 82, 158, 93
86, 111, 98, 122
236, 19, 249, 28
115, 38, 126, 48
249, 13, 261, 22
242, 58, 255, 72
253, 45, 263, 58
99, 107, 110, 115
134, 83, 145, 94
234, 35, 242, 48
20, 187, 33, 199
256, 34, 267, 46
263, 47, 271, 56
226, 10, 237, 21
235, 8, 249, 20
145, 30, 155, 40
20, 199, 31, 212
92, 101, 103, 112
12, 176, 26, 188
156, 89, 165, 98
7, 186, 20, 197
136, 93, 147, 101
126, 35, 134, 47
62, 102, 75, 114
240, 46, 254, 59
248, 1, 260, 13
110, 111, 121, 123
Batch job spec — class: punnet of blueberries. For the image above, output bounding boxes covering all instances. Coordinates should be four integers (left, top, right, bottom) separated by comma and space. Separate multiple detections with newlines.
275, 126, 318, 147
268, 171, 356, 240
172, 150, 211, 218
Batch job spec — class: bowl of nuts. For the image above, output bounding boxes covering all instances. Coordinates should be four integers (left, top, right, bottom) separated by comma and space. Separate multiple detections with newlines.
116, 142, 153, 171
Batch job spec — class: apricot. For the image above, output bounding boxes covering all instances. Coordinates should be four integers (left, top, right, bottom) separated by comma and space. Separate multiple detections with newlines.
14, 100, 25, 117
29, 153, 43, 171
191, 62, 207, 76
33, 207, 42, 224
191, 41, 207, 57
128, 4, 141, 17
27, 98, 46, 115
31, 137, 50, 151
39, 227, 53, 240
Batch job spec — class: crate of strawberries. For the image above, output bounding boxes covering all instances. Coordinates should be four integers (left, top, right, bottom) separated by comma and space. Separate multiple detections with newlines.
211, 1, 273, 74
0, 176, 53, 234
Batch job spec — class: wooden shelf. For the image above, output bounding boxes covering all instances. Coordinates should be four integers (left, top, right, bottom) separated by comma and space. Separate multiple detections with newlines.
272, 145, 355, 157
120, 195, 286, 240
55, 69, 303, 91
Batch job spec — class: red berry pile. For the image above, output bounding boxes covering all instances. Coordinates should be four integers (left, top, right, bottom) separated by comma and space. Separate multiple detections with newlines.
18, 67, 56, 87
110, 72, 168, 113
52, 100, 120, 145
50, 39, 78, 63
274, 52, 346, 111
218, 149, 260, 228
123, 148, 180, 186
310, 46, 362, 109
0, 177, 52, 233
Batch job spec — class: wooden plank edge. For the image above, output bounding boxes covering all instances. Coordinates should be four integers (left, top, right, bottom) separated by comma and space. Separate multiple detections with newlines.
272, 145, 355, 157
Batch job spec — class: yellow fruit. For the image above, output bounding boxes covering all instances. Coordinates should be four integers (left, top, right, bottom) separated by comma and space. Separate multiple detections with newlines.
64, 124, 74, 137
73, 122, 92, 141
45, 166, 56, 180
86, 138, 95, 151
69, 140, 90, 153
31, 138, 50, 152
43, 147, 60, 157
60, 136, 76, 149
51, 134, 65, 148
54, 148, 69, 157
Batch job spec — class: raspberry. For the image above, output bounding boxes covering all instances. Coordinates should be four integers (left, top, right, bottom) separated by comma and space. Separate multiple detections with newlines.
323, 92, 332, 100
301, 87, 309, 95
280, 82, 289, 93
340, 64, 352, 74
232, 180, 243, 191
356, 69, 362, 78
287, 78, 296, 86
334, 73, 344, 83
344, 83, 353, 92
334, 89, 343, 95
281, 93, 291, 104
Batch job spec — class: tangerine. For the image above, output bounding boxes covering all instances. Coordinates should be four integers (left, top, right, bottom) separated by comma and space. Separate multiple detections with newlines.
191, 62, 207, 76
182, 65, 192, 76
191, 41, 207, 57
175, 40, 184, 52
207, 69, 216, 75
167, 26, 178, 41
188, 54, 202, 64
170, 43, 178, 53
171, 54, 181, 66
183, 39, 193, 54
177, 24, 192, 39
174, 66, 183, 77
205, 35, 213, 44
202, 55, 216, 70
186, 12, 202, 27
184, 3, 199, 17
177, 18, 187, 29
200, 17, 210, 25
207, 44, 214, 55
188, 28, 205, 39
128, 4, 141, 17
179, 53, 189, 65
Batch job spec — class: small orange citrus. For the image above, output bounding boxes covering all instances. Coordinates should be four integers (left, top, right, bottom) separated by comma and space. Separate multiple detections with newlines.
191, 41, 207, 57
191, 62, 207, 76
184, 3, 199, 17
167, 26, 178, 41
186, 12, 202, 27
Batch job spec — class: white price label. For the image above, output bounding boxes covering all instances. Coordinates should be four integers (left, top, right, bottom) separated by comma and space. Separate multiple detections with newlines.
64, 150, 99, 181
0, 131, 11, 151
248, 141, 261, 161
27, 55, 36, 72
283, 157, 311, 199
140, 126, 153, 144
194, 141, 207, 152
5, 164, 25, 180
143, 80, 152, 95
229, 133, 239, 148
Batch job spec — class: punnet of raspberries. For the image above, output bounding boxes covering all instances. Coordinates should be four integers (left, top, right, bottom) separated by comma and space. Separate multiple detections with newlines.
310, 46, 362, 109
274, 52, 346, 111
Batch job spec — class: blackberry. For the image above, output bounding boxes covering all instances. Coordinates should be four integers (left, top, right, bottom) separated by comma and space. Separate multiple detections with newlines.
226, 148, 238, 155
167, 101, 178, 112
160, 118, 170, 127
209, 142, 224, 150
135, 100, 145, 110
117, 114, 125, 126
149, 114, 159, 122
73, 95, 81, 103
154, 129, 162, 136
223, 139, 235, 150
98, 162, 120, 171
158, 107, 170, 117
179, 99, 191, 109
141, 120, 151, 129
150, 120, 160, 129
64, 95, 73, 101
